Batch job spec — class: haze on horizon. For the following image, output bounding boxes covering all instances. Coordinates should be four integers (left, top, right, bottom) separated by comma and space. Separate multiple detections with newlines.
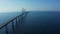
0, 0, 60, 12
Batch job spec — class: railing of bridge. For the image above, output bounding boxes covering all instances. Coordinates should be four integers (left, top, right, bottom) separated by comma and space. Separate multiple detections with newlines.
0, 12, 26, 34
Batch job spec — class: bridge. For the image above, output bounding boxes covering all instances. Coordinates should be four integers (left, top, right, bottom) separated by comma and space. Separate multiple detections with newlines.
0, 9, 30, 34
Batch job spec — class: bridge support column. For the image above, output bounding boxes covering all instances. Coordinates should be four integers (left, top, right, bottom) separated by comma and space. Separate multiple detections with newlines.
5, 25, 8, 34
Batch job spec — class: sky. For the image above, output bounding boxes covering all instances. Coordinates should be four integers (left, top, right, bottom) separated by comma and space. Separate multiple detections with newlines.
0, 0, 60, 12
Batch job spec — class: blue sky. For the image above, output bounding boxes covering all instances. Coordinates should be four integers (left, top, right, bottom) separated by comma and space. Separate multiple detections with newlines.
0, 0, 60, 12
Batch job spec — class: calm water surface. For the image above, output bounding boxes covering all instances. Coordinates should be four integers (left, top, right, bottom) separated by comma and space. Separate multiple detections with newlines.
0, 11, 60, 34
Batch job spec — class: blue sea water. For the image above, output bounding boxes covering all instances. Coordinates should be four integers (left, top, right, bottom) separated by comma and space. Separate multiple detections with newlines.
0, 11, 60, 34
21, 11, 60, 33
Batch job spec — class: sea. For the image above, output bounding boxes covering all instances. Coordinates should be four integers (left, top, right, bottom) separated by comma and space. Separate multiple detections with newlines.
0, 11, 60, 34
